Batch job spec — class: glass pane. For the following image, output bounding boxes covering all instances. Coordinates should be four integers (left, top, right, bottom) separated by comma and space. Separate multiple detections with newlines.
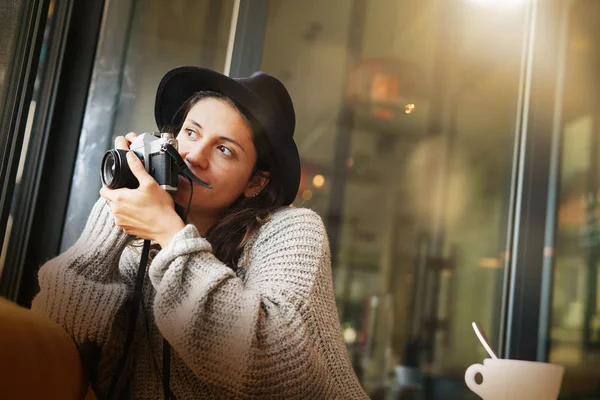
261, 0, 528, 398
60, 0, 235, 249
550, 0, 600, 398
111, 0, 235, 135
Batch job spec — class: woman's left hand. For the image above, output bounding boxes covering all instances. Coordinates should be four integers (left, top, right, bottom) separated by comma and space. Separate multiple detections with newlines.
100, 151, 185, 248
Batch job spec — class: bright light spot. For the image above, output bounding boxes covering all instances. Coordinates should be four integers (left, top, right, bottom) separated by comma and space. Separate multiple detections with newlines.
312, 174, 325, 189
343, 326, 357, 344
466, 0, 525, 6
302, 190, 313, 201
479, 257, 502, 269
405, 103, 415, 114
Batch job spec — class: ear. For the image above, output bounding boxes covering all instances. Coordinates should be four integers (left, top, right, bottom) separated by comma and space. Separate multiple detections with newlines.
244, 171, 270, 198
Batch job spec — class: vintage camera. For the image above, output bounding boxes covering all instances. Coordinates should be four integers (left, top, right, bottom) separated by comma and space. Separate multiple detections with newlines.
101, 132, 179, 192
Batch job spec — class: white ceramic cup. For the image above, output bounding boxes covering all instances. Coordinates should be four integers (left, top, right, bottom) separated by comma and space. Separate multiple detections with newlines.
464, 358, 564, 400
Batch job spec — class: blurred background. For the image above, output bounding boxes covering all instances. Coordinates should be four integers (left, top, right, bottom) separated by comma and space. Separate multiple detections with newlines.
1, 0, 600, 398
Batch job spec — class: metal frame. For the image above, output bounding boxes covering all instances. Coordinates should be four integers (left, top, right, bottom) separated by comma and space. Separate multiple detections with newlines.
1, 0, 72, 299
10, 0, 107, 306
225, 0, 269, 78
502, 0, 564, 361
0, 0, 51, 300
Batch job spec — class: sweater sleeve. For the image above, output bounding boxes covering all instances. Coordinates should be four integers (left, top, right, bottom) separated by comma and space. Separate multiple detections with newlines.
31, 198, 133, 348
149, 208, 332, 397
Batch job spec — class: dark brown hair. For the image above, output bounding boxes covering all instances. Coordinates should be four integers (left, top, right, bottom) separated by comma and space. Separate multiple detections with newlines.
166, 91, 287, 270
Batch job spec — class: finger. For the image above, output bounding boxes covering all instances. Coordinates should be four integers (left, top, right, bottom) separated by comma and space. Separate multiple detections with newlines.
126, 151, 154, 186
100, 186, 118, 202
115, 136, 130, 150
115, 132, 138, 150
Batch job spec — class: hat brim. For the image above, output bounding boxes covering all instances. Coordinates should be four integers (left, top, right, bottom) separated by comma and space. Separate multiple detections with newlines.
155, 66, 300, 205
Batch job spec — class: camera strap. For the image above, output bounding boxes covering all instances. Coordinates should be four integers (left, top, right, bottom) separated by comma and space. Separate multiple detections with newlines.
162, 339, 171, 400
107, 239, 151, 399
162, 143, 211, 189
106, 240, 174, 400
158, 177, 193, 400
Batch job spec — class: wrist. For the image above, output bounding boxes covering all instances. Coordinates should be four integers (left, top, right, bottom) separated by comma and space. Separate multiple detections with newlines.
156, 214, 185, 248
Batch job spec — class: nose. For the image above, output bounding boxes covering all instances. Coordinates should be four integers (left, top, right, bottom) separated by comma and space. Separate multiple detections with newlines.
183, 141, 210, 170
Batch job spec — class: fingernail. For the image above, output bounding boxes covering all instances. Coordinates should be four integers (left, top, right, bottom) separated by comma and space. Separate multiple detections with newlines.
126, 151, 135, 162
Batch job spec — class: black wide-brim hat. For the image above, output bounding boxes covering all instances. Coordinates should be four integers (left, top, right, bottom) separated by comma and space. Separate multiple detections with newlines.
154, 66, 300, 205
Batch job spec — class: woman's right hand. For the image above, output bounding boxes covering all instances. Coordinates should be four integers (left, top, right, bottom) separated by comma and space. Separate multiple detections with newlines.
114, 132, 138, 151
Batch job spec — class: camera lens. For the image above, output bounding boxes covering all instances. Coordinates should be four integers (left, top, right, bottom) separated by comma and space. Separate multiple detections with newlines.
104, 155, 116, 181
101, 149, 139, 189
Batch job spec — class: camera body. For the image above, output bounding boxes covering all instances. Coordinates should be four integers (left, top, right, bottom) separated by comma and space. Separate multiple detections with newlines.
101, 132, 179, 192
130, 132, 179, 191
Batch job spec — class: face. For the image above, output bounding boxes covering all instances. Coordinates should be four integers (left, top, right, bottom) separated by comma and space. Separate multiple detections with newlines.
172, 97, 267, 217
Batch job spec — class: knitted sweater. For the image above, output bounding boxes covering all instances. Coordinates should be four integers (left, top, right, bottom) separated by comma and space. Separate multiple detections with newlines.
31, 198, 368, 399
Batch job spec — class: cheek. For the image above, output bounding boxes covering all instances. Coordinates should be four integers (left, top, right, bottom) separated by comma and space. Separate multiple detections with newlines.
221, 165, 251, 189
176, 139, 191, 155
212, 164, 252, 195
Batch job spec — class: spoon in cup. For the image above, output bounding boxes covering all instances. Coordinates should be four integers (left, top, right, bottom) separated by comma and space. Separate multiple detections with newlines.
472, 321, 498, 359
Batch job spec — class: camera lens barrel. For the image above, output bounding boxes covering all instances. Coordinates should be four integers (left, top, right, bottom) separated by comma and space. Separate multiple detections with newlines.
101, 149, 139, 189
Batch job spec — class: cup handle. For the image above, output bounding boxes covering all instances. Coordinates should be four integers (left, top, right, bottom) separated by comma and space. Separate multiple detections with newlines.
465, 363, 485, 395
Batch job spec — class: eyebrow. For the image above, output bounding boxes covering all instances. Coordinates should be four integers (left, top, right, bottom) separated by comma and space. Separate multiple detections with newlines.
186, 119, 246, 153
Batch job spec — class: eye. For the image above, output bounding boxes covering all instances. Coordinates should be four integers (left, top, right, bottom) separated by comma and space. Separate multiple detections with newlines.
184, 128, 198, 139
217, 145, 233, 156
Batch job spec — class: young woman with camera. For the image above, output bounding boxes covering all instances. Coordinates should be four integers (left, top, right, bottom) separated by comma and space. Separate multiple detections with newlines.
31, 66, 368, 399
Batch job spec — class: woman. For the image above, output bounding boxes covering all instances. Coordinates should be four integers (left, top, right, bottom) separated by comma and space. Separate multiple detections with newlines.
31, 67, 368, 399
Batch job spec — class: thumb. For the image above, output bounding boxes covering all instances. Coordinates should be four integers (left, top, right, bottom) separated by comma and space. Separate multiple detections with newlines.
127, 151, 153, 185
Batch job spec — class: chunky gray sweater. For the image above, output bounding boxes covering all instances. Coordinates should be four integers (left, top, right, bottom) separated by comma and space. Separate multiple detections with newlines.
31, 198, 368, 399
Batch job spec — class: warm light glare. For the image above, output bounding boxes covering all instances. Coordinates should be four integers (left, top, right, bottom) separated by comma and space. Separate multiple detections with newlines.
312, 174, 325, 189
479, 257, 502, 269
405, 103, 415, 114
302, 190, 313, 201
467, 0, 525, 6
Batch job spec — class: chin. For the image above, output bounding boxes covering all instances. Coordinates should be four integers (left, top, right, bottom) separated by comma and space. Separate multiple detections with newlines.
174, 183, 213, 208
172, 186, 190, 207
173, 193, 186, 207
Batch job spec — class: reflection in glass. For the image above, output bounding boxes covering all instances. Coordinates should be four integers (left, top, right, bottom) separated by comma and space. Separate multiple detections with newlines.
261, 0, 527, 398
